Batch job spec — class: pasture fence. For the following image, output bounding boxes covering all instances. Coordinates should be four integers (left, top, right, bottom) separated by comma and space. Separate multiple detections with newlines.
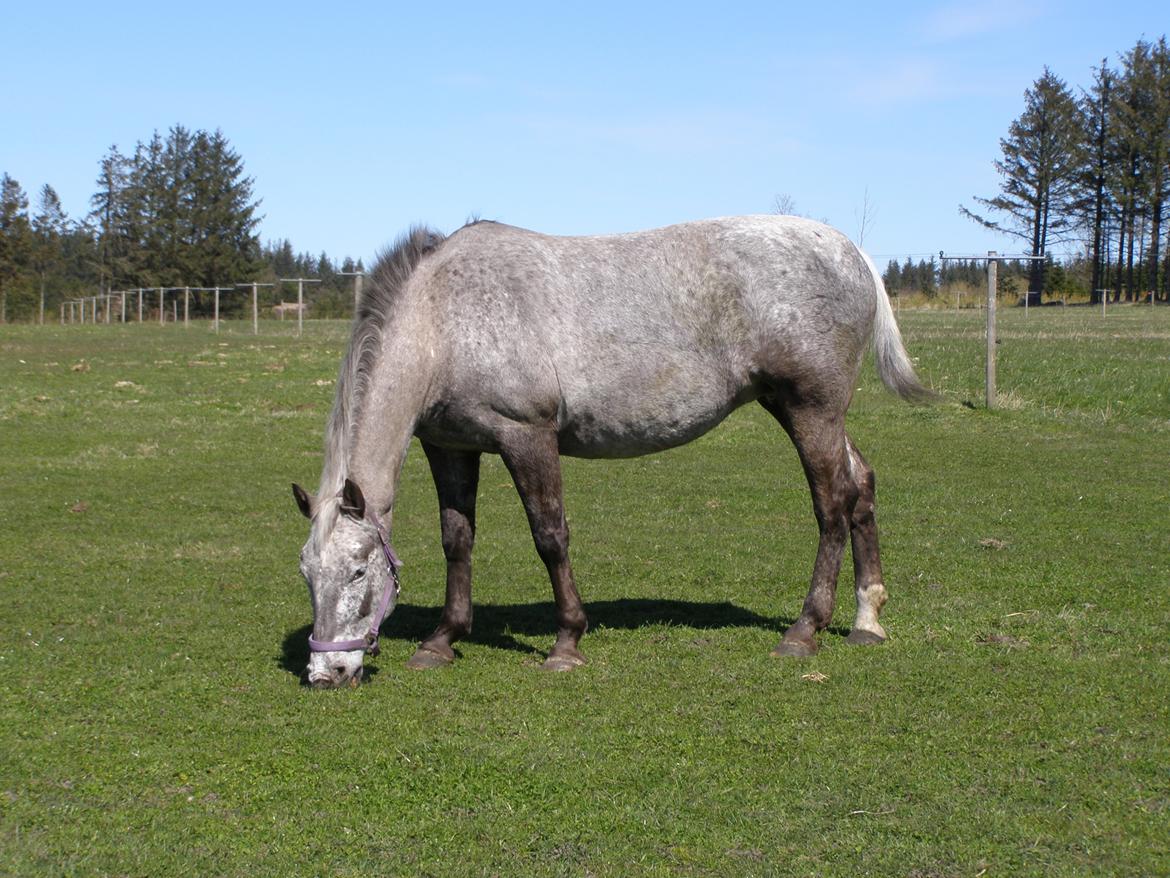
939, 251, 1048, 410
277, 278, 321, 336
58, 274, 351, 336
338, 271, 363, 313
44, 260, 1162, 413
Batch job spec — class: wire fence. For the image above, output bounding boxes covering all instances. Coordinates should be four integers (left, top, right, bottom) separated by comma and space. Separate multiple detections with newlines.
60, 278, 354, 335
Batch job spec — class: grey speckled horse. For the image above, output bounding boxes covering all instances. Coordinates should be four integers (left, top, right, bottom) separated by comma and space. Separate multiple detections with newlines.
292, 216, 931, 688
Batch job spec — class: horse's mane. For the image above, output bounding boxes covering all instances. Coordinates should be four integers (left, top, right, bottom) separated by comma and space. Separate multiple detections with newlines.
317, 225, 446, 506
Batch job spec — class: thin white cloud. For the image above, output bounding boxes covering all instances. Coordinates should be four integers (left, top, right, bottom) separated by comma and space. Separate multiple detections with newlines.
517, 108, 805, 157
850, 57, 951, 108
919, 0, 1045, 43
435, 72, 494, 91
845, 47, 1026, 110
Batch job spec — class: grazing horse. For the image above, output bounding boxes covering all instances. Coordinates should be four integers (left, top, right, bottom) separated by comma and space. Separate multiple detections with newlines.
292, 216, 930, 688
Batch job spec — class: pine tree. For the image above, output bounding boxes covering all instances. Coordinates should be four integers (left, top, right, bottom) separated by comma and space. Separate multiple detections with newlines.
84, 128, 263, 314
1079, 60, 1117, 304
961, 68, 1084, 300
32, 184, 69, 324
89, 145, 134, 294
266, 239, 296, 277
160, 125, 195, 284
131, 131, 170, 286
0, 174, 32, 323
185, 129, 262, 286
1116, 38, 1170, 300
1109, 66, 1144, 301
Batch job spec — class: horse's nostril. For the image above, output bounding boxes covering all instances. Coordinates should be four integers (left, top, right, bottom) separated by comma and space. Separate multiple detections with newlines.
331, 664, 348, 677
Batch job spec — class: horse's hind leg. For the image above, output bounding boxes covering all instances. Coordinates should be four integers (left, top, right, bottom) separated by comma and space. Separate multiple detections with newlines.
759, 395, 856, 657
844, 436, 889, 646
498, 426, 588, 671
407, 443, 481, 670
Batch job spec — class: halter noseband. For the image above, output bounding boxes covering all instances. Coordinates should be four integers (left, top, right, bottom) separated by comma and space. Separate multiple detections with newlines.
307, 516, 402, 656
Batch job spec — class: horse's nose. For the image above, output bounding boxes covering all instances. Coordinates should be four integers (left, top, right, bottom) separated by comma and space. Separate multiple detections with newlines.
306, 652, 364, 689
331, 664, 363, 688
308, 664, 355, 689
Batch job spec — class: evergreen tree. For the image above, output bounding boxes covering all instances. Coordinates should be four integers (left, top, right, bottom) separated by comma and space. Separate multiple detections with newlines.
1079, 60, 1117, 304
131, 131, 171, 286
185, 129, 262, 286
1109, 64, 1145, 301
266, 239, 297, 277
158, 125, 194, 285
1116, 38, 1170, 300
89, 145, 134, 293
315, 251, 335, 280
83, 128, 263, 314
961, 68, 1084, 299
0, 174, 32, 323
32, 184, 69, 324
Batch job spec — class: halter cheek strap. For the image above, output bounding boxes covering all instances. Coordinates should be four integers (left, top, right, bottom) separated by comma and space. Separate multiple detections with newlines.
307, 517, 401, 656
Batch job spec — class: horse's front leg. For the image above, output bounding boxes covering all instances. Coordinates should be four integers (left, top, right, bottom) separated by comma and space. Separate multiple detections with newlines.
407, 443, 481, 669
498, 426, 588, 671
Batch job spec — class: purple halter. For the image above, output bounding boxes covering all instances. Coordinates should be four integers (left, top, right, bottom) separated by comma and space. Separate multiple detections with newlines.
308, 516, 402, 656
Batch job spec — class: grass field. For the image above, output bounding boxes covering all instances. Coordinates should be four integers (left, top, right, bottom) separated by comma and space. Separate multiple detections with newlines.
2, 307, 1168, 876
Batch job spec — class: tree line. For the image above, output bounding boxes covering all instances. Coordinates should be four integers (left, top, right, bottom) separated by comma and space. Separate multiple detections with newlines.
881, 256, 1041, 301
0, 126, 361, 323
962, 36, 1170, 304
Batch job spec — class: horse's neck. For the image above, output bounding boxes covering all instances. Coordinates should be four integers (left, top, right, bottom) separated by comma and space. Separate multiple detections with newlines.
344, 334, 432, 519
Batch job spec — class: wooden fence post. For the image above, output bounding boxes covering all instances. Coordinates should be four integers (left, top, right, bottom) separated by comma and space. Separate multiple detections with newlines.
986, 252, 997, 410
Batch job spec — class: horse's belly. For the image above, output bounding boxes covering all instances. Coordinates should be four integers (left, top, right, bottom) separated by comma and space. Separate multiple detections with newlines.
557, 383, 754, 458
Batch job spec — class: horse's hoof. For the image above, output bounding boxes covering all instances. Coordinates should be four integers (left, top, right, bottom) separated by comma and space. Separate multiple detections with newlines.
845, 629, 886, 646
406, 648, 453, 670
771, 639, 818, 658
541, 653, 586, 672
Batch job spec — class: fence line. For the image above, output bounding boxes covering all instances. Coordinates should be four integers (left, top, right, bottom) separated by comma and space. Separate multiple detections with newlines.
56, 277, 357, 335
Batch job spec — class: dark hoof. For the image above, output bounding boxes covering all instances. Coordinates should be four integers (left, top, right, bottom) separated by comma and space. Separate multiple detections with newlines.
845, 629, 886, 646
771, 639, 818, 658
406, 647, 453, 670
541, 653, 586, 672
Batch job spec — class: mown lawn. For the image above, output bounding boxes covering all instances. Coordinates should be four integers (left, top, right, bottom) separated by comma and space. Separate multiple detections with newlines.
1, 307, 1168, 876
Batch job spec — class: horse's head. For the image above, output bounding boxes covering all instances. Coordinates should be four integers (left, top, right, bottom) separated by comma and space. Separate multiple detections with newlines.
292, 478, 400, 689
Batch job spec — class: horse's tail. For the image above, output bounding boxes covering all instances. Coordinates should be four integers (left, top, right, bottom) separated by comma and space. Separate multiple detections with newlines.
858, 246, 935, 402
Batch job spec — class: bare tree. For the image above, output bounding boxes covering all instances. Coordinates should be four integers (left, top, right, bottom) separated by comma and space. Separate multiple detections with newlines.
772, 193, 799, 216
855, 186, 878, 248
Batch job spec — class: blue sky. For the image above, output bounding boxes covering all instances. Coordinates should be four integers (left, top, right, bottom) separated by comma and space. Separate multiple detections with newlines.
2, 1, 1165, 266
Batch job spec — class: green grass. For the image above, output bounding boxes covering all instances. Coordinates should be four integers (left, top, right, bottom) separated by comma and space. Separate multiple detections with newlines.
1, 308, 1168, 876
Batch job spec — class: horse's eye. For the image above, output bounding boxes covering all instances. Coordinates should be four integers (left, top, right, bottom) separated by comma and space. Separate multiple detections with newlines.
351, 567, 367, 582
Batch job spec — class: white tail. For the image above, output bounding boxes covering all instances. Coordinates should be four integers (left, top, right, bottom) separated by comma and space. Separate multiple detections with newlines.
858, 247, 934, 402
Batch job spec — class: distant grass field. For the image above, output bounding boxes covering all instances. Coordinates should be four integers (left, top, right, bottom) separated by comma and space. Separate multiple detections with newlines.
2, 307, 1168, 877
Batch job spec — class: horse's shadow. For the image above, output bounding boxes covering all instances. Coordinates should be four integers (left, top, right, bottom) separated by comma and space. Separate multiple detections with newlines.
279, 599, 828, 678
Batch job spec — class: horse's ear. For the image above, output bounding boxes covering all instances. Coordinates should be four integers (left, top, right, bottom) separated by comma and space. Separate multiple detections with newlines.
292, 483, 314, 519
340, 478, 366, 520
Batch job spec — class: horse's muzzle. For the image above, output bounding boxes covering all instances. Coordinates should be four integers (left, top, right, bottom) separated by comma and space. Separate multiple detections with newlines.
306, 661, 364, 689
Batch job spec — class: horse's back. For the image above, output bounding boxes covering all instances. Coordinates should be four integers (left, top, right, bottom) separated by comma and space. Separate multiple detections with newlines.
420, 217, 876, 456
